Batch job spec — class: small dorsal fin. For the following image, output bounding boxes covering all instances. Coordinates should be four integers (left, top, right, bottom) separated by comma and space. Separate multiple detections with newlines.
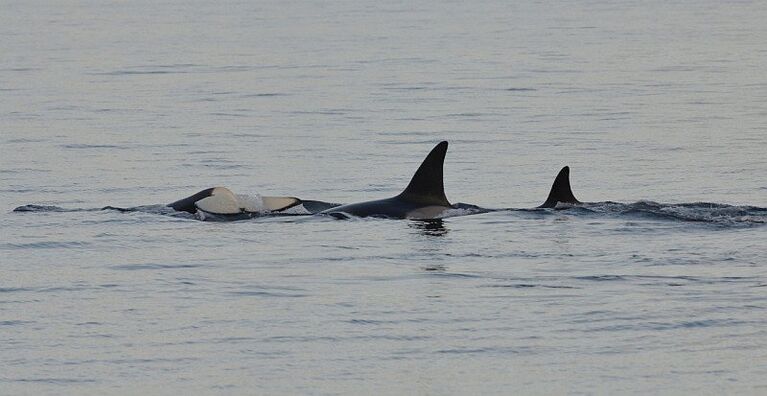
397, 141, 451, 206
168, 187, 216, 213
538, 166, 580, 208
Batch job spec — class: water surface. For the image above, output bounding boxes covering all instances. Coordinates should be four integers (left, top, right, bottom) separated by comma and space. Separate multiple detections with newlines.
2, 0, 766, 394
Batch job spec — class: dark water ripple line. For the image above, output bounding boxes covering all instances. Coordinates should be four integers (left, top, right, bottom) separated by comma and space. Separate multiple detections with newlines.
0, 285, 123, 294
572, 274, 760, 284
60, 144, 127, 149
1, 241, 91, 249
481, 284, 580, 289
0, 287, 34, 293
263, 334, 431, 343
240, 92, 288, 98
12, 204, 101, 213
0, 320, 34, 326
345, 318, 430, 325
586, 318, 757, 332
110, 263, 204, 271
435, 346, 539, 355
88, 64, 255, 76
482, 274, 762, 288
228, 291, 308, 298
4, 138, 48, 144
5, 378, 98, 384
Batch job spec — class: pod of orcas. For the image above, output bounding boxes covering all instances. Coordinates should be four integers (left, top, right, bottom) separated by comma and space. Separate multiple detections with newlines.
167, 141, 580, 221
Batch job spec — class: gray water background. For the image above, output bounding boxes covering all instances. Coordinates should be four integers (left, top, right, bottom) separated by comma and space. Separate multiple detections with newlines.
1, 1, 766, 394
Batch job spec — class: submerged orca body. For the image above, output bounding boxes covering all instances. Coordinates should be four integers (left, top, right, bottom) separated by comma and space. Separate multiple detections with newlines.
168, 187, 339, 220
538, 166, 580, 208
319, 141, 458, 220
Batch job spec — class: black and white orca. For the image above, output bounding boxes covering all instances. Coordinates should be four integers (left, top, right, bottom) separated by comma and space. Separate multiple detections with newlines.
165, 142, 578, 220
318, 141, 481, 220
167, 187, 339, 220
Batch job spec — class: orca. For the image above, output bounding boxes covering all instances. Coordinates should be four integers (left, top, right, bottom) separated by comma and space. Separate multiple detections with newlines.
91, 143, 578, 221
319, 141, 461, 219
537, 166, 580, 208
168, 187, 339, 220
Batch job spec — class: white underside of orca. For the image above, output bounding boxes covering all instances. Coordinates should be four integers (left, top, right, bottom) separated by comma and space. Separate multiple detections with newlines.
194, 187, 306, 217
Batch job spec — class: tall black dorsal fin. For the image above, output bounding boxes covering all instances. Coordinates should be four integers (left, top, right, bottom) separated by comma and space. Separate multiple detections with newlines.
397, 141, 450, 206
538, 166, 580, 208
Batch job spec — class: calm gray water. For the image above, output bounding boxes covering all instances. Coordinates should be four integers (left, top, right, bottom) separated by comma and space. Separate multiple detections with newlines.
2, 1, 767, 394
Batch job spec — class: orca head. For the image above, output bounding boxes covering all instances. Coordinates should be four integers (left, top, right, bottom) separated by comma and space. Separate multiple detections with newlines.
538, 166, 580, 208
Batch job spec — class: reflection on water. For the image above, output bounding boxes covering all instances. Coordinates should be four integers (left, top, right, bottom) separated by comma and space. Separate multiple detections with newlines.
409, 219, 449, 236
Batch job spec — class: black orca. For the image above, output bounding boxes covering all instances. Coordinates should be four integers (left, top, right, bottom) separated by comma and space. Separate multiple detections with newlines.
538, 166, 580, 208
168, 187, 339, 220
319, 141, 458, 219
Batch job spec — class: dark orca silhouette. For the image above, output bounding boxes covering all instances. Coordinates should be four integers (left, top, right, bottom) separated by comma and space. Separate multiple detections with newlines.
319, 141, 457, 219
538, 166, 580, 208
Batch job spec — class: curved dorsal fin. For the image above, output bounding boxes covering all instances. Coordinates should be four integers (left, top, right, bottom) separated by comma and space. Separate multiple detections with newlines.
538, 166, 580, 208
168, 187, 216, 213
397, 141, 451, 206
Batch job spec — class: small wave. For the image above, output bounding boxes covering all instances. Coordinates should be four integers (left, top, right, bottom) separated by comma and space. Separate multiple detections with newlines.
568, 201, 767, 226
0, 320, 33, 326
111, 263, 203, 271
60, 144, 126, 149
13, 204, 83, 212
436, 346, 535, 355
3, 241, 90, 249
575, 275, 626, 282
572, 274, 759, 286
229, 291, 307, 298
12, 204, 197, 220
590, 318, 751, 332
0, 287, 32, 293
5, 138, 47, 143
482, 283, 579, 289
422, 271, 482, 279
13, 378, 97, 384
241, 92, 287, 98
